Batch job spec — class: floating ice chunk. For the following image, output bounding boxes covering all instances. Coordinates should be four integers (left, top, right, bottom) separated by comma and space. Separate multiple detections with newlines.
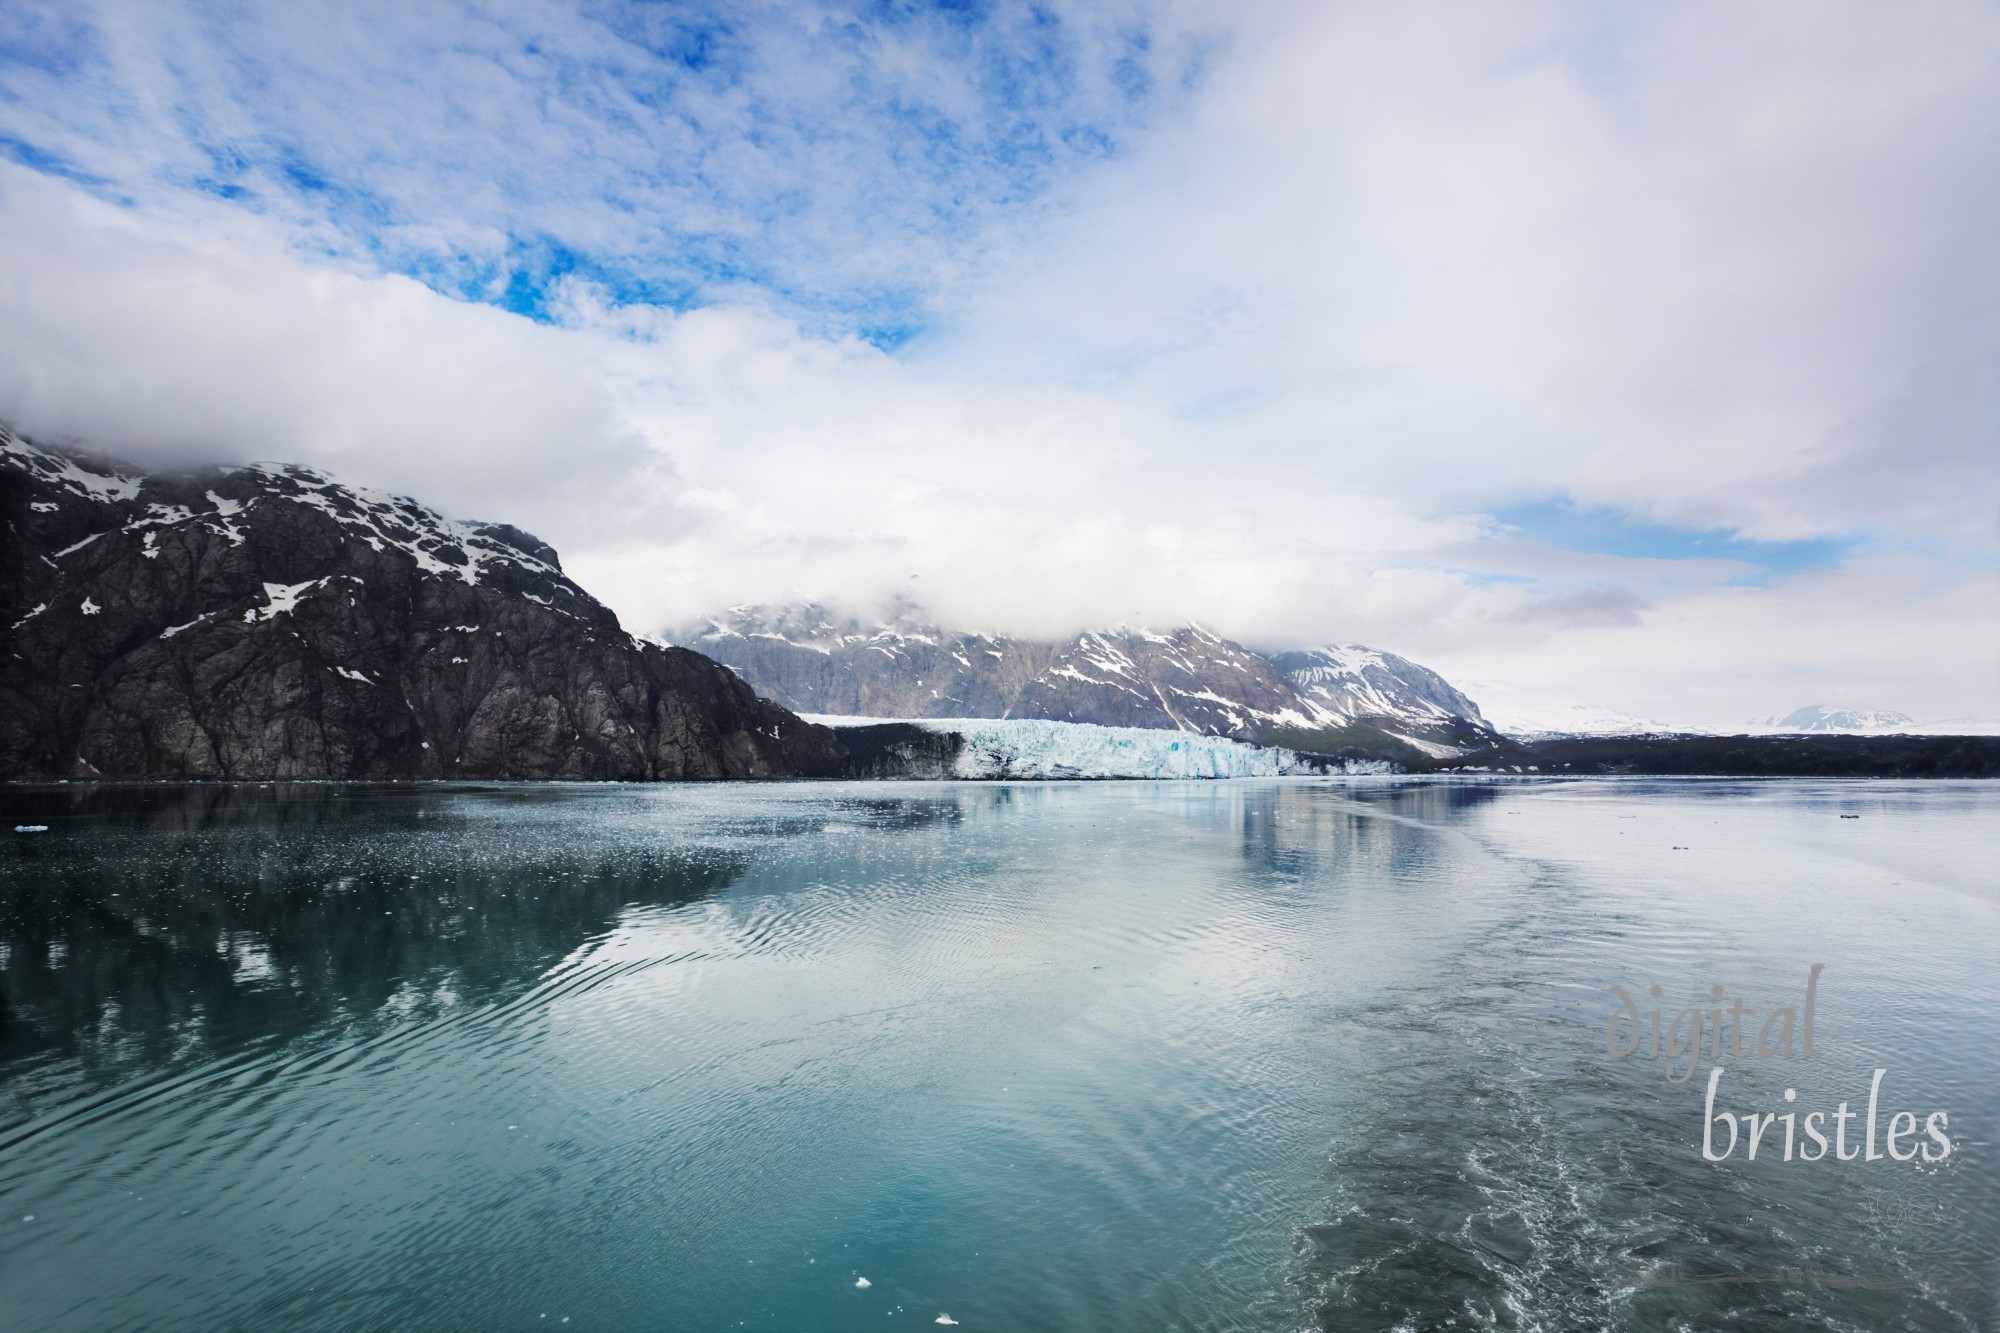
14, 826, 49, 833
935, 1317, 958, 1326
220, 933, 277, 984
854, 1277, 871, 1289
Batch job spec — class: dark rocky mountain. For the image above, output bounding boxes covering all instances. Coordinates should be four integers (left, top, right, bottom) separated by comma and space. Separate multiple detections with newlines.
1270, 645, 1485, 727
664, 601, 1058, 720
1, 428, 952, 782
671, 603, 1499, 762
1013, 626, 1304, 734
1257, 645, 1495, 755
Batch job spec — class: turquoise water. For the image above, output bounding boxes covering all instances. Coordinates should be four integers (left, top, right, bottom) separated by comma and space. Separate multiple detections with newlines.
1, 779, 1994, 1331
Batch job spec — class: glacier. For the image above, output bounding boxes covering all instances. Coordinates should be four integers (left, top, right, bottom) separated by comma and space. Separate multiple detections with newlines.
804, 715, 1394, 780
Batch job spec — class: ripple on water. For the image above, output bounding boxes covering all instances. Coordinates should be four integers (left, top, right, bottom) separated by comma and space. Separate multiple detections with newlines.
0, 779, 1993, 1332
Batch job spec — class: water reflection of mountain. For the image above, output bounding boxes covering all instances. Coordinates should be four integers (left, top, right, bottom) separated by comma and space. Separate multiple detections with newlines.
0, 784, 751, 1069
1211, 781, 1503, 877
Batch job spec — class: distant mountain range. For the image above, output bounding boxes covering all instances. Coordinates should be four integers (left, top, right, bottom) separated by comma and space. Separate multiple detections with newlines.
1479, 694, 1983, 739
668, 603, 1499, 765
11, 425, 1986, 784
0, 428, 952, 781
1754, 705, 1916, 733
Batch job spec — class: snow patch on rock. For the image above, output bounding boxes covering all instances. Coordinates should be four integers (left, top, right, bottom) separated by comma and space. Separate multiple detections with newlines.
240, 462, 569, 590
1, 425, 142, 502
245, 579, 324, 622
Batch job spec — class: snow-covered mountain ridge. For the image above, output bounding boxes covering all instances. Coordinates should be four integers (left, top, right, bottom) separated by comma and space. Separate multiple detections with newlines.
1753, 705, 1915, 733
672, 602, 1499, 761
0, 427, 863, 781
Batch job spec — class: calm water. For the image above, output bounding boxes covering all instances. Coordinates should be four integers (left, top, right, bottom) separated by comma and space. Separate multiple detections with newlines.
0, 779, 1994, 1331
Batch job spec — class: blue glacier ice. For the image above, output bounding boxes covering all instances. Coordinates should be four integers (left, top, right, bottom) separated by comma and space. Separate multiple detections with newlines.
804, 716, 1393, 780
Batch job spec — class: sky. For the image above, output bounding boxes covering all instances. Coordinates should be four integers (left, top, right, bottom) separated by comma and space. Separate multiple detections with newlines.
1, 0, 1996, 728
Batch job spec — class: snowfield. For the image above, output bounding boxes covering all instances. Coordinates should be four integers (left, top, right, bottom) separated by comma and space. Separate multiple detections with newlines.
804, 716, 1394, 780
1489, 703, 1687, 739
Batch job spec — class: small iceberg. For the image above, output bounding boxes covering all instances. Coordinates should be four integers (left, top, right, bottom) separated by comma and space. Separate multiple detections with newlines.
935, 1317, 959, 1326
13, 825, 48, 833
854, 1277, 871, 1289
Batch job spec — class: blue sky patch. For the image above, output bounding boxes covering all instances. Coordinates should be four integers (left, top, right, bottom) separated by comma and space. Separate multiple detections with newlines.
0, 133, 107, 187
1494, 498, 1852, 583
0, 0, 1205, 347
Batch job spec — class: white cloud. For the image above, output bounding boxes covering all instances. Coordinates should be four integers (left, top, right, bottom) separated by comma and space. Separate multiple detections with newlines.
0, 168, 657, 525
931, 0, 2000, 544
1425, 556, 2000, 730
1, 0, 1995, 728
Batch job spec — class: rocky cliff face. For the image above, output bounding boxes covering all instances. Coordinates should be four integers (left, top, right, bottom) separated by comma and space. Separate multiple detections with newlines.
673, 603, 1498, 759
1263, 646, 1493, 751
1008, 626, 1305, 734
1, 429, 865, 782
663, 602, 1058, 720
